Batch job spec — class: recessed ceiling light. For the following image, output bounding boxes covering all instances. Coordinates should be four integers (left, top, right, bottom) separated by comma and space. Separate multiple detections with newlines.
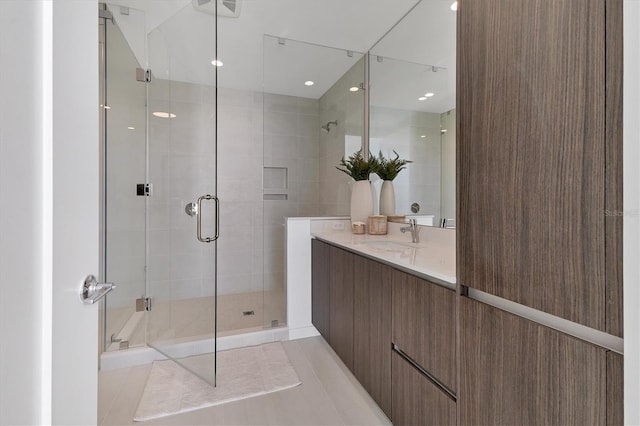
349, 86, 359, 92
127, 126, 135, 130
425, 92, 435, 97
304, 80, 315, 86
211, 59, 223, 67
420, 135, 426, 138
152, 112, 176, 118
418, 97, 427, 101
450, 1, 458, 11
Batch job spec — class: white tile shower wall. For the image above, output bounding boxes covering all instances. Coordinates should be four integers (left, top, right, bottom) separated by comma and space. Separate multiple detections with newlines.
146, 81, 318, 332
263, 93, 321, 305
147, 79, 218, 320
217, 88, 264, 299
319, 57, 366, 217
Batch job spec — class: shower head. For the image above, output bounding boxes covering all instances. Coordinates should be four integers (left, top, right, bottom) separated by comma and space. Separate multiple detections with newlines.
321, 120, 338, 133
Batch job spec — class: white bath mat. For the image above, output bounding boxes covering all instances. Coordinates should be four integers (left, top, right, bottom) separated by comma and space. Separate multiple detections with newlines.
133, 342, 301, 422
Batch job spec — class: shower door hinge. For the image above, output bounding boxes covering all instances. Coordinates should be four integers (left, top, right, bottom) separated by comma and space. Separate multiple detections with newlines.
136, 297, 152, 312
136, 183, 153, 196
136, 68, 152, 83
99, 8, 113, 21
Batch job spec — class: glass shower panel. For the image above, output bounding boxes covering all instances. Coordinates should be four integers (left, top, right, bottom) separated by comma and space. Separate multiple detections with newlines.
146, 3, 218, 385
262, 36, 365, 327
101, 4, 147, 352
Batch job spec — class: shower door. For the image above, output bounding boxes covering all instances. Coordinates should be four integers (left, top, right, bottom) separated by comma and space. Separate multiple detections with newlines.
145, 4, 219, 385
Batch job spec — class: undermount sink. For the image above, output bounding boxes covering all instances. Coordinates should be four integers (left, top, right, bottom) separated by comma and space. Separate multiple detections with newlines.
361, 240, 416, 256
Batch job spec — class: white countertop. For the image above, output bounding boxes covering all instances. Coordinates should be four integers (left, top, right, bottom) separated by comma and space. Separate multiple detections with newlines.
312, 223, 457, 289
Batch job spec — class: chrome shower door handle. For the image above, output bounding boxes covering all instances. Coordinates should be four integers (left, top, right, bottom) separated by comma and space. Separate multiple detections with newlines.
196, 194, 219, 243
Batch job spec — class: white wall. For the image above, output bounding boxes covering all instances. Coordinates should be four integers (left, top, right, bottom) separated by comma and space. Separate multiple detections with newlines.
624, 1, 640, 424
0, 1, 99, 424
51, 1, 100, 424
0, 2, 47, 423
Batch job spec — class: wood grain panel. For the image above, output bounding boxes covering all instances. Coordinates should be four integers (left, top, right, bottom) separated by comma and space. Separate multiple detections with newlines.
311, 240, 331, 341
391, 270, 456, 391
329, 246, 354, 370
459, 297, 606, 425
392, 351, 456, 426
606, 351, 623, 425
605, 0, 623, 337
457, 0, 607, 330
353, 256, 392, 417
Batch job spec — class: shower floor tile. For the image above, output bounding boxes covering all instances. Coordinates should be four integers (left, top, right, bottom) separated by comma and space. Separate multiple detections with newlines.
98, 337, 391, 426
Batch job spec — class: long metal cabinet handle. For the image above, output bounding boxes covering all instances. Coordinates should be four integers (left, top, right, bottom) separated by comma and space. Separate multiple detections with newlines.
196, 194, 220, 243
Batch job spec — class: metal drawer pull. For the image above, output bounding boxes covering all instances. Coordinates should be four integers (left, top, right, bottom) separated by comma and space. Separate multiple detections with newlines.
196, 194, 220, 243
80, 275, 115, 304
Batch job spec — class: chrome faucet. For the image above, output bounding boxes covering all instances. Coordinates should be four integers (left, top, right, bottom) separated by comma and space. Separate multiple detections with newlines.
400, 218, 420, 243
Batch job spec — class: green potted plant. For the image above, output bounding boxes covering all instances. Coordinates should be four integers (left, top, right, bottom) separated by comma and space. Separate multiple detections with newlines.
336, 149, 381, 180
336, 150, 381, 225
376, 150, 412, 215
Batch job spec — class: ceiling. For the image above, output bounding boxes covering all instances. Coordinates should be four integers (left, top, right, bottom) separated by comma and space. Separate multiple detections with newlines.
105, 0, 456, 112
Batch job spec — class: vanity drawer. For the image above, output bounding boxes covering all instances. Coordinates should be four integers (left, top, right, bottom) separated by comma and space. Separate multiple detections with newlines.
391, 269, 456, 392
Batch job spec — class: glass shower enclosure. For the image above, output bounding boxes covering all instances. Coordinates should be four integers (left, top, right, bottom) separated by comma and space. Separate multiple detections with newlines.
100, 2, 220, 385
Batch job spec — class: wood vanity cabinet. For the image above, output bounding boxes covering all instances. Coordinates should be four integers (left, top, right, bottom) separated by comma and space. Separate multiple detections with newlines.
459, 297, 613, 425
392, 351, 456, 426
311, 239, 355, 370
311, 239, 330, 340
353, 255, 392, 417
457, 0, 623, 335
391, 270, 457, 426
313, 239, 392, 413
329, 244, 355, 370
312, 239, 457, 424
391, 270, 456, 392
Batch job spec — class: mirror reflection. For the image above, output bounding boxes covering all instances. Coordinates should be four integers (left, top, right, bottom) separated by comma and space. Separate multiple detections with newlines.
263, 35, 365, 217
369, 0, 457, 226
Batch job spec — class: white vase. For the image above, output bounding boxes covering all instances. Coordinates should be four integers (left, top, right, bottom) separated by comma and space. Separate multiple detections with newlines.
379, 180, 396, 216
350, 180, 373, 225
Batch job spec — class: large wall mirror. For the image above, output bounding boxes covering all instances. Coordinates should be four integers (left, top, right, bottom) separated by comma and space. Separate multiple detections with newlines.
369, 0, 457, 226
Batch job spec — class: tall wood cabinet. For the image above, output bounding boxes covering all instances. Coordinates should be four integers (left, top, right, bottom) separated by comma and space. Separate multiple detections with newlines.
457, 0, 623, 424
460, 297, 608, 425
457, 0, 623, 336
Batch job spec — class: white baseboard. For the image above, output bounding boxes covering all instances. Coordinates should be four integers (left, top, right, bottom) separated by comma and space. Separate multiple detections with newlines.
288, 326, 320, 340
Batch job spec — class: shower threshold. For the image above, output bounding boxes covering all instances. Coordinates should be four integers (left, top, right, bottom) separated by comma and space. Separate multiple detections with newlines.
100, 326, 290, 371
